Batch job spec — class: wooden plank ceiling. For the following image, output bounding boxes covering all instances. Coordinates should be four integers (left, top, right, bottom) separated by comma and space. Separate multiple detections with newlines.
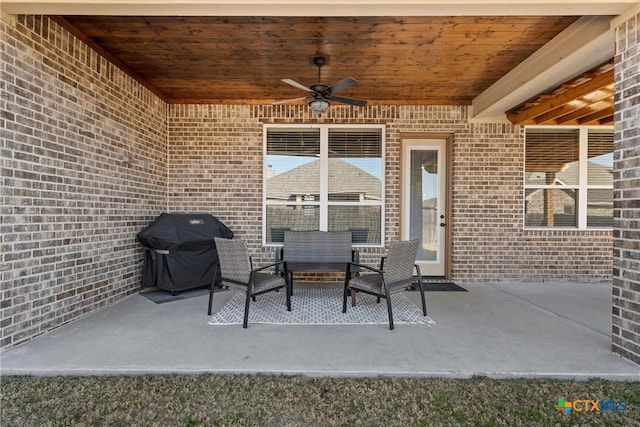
53, 15, 614, 124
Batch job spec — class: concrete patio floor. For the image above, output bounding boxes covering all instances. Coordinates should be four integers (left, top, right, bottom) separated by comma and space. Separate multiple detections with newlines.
1, 281, 638, 380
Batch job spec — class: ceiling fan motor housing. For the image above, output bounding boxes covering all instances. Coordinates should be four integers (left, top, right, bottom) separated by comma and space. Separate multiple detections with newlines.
310, 84, 329, 93
313, 56, 327, 68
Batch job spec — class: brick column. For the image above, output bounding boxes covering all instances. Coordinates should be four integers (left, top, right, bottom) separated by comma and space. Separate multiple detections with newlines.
613, 12, 640, 365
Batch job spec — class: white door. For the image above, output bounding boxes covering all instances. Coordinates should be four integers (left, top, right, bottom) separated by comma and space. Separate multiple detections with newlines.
401, 138, 447, 276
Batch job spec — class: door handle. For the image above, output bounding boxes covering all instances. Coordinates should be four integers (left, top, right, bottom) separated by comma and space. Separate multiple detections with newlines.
440, 223, 446, 227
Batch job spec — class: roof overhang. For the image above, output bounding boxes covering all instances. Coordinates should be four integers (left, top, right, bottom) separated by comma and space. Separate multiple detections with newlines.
2, 1, 637, 123
471, 15, 615, 122
1, 0, 637, 17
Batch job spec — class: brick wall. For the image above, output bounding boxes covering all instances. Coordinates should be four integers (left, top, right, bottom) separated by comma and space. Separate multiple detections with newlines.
2, 14, 617, 351
168, 105, 613, 282
1, 16, 168, 349
453, 124, 612, 281
613, 12, 640, 364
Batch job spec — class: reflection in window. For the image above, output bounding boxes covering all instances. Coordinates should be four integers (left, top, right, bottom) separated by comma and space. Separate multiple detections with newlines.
266, 128, 320, 202
525, 129, 579, 186
587, 189, 613, 228
524, 128, 612, 229
265, 205, 320, 243
265, 126, 384, 245
410, 150, 438, 261
525, 189, 577, 227
328, 205, 381, 244
328, 129, 383, 202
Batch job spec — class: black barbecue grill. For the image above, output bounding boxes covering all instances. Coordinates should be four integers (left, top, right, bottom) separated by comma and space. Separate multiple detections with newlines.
137, 213, 233, 293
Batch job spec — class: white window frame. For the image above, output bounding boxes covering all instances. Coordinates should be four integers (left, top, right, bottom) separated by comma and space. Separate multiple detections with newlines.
523, 125, 613, 230
263, 124, 386, 247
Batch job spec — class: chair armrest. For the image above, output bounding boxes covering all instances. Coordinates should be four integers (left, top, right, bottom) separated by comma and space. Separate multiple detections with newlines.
387, 266, 422, 289
254, 260, 288, 273
386, 276, 418, 290
347, 262, 383, 275
218, 277, 250, 287
380, 255, 387, 271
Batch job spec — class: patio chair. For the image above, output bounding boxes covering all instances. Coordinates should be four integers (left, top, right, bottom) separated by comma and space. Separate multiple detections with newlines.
209, 237, 291, 328
343, 239, 426, 330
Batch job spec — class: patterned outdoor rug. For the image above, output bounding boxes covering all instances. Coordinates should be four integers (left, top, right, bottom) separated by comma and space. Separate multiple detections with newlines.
208, 287, 435, 326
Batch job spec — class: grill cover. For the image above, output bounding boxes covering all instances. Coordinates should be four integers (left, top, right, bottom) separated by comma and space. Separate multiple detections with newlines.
137, 213, 233, 292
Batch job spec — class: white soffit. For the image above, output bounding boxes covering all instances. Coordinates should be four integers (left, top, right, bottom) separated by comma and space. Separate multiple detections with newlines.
470, 15, 615, 122
0, 0, 637, 16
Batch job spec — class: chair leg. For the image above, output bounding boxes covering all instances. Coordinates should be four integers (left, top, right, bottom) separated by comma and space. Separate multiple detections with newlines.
208, 281, 216, 315
413, 265, 427, 316
343, 270, 351, 312
342, 284, 349, 313
208, 267, 219, 316
289, 271, 294, 295
351, 290, 357, 307
285, 279, 292, 312
385, 287, 394, 330
418, 278, 427, 316
243, 289, 252, 328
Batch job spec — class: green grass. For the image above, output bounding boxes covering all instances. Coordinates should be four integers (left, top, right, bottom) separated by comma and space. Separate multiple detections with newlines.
1, 375, 639, 426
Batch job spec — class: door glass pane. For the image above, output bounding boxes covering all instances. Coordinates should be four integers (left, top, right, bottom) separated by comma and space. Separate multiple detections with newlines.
525, 189, 577, 227
410, 150, 438, 262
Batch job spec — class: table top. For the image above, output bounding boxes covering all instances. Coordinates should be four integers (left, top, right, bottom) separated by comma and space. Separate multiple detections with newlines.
285, 261, 360, 272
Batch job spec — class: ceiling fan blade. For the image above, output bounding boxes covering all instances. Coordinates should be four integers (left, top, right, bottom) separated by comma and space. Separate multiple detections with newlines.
328, 94, 368, 107
272, 97, 308, 105
281, 79, 314, 93
327, 77, 358, 94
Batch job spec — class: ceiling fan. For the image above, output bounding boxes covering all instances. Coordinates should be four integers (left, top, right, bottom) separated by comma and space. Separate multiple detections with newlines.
273, 56, 368, 113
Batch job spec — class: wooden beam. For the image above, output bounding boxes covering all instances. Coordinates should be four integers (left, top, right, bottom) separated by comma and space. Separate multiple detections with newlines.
507, 69, 614, 124
552, 98, 614, 124
598, 115, 615, 125
578, 106, 615, 125
531, 104, 581, 125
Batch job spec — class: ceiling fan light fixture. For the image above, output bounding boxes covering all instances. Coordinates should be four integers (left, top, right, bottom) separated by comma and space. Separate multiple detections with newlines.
309, 99, 330, 113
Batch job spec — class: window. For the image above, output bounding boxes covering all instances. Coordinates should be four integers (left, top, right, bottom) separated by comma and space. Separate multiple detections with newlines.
524, 127, 613, 229
264, 125, 384, 246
